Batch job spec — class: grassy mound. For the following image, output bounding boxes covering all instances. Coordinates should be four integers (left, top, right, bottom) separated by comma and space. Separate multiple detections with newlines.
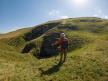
0, 17, 108, 81
0, 38, 108, 81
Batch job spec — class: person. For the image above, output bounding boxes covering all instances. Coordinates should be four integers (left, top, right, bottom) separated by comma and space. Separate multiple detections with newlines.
52, 33, 68, 63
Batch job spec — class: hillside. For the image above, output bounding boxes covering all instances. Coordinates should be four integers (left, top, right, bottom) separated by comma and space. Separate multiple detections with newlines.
0, 17, 108, 81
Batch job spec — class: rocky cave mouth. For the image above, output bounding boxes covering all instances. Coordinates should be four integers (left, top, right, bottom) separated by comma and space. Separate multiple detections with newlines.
22, 32, 61, 58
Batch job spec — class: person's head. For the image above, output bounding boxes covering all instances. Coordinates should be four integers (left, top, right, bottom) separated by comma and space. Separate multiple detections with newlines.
60, 33, 66, 38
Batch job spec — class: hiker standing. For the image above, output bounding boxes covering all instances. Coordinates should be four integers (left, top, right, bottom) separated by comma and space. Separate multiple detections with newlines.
52, 33, 68, 63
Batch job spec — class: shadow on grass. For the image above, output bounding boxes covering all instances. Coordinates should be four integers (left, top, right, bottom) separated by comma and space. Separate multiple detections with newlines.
41, 62, 63, 75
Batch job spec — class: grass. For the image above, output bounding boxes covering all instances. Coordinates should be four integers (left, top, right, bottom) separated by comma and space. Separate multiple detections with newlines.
0, 33, 108, 81
0, 17, 108, 81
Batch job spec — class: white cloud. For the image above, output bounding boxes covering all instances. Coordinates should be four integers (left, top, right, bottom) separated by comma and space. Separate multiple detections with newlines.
104, 16, 108, 19
93, 8, 108, 19
60, 16, 69, 19
48, 9, 69, 20
48, 10, 60, 16
93, 14, 98, 17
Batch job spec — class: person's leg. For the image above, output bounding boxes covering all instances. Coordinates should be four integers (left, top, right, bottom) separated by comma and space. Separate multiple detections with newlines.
63, 49, 67, 62
60, 51, 63, 63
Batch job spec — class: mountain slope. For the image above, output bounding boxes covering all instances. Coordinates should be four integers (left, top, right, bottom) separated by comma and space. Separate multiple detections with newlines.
22, 17, 108, 56
0, 17, 108, 53
0, 17, 108, 81
0, 38, 108, 81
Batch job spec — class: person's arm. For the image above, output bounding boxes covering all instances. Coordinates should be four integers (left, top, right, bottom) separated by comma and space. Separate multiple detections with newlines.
51, 39, 60, 46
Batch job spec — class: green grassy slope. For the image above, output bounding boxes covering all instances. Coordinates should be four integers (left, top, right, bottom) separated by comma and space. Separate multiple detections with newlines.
22, 17, 108, 55
0, 37, 108, 81
0, 21, 60, 51
0, 17, 108, 81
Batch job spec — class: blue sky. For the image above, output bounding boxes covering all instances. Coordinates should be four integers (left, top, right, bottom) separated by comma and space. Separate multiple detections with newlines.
0, 0, 108, 33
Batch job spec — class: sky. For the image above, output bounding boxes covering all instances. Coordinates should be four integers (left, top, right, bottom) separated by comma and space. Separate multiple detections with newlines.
0, 0, 108, 33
